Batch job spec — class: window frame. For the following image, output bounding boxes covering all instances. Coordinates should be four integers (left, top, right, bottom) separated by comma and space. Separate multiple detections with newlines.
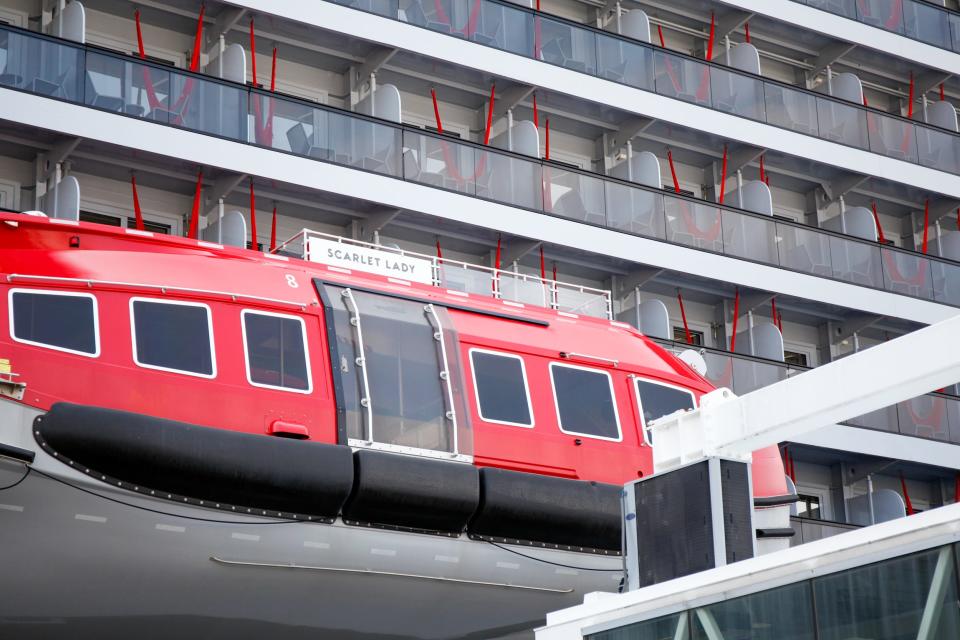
8, 288, 101, 357
633, 377, 697, 446
549, 361, 623, 442
468, 347, 535, 428
129, 296, 217, 379
240, 308, 313, 394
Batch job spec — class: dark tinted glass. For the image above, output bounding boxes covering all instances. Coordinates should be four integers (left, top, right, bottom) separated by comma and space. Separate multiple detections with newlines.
12, 292, 96, 354
244, 312, 309, 390
692, 581, 815, 640
551, 364, 619, 439
471, 351, 531, 426
132, 300, 213, 375
636, 380, 695, 425
815, 546, 960, 640
588, 612, 688, 640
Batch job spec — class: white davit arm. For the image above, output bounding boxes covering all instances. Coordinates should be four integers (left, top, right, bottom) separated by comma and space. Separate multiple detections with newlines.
651, 313, 960, 472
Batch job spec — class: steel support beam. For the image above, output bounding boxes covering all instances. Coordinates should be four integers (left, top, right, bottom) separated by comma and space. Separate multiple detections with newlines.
820, 172, 869, 203
618, 266, 663, 294
357, 208, 400, 242
500, 239, 541, 266
806, 42, 857, 80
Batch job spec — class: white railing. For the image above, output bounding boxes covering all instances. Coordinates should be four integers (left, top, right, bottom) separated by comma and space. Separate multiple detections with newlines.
273, 229, 612, 319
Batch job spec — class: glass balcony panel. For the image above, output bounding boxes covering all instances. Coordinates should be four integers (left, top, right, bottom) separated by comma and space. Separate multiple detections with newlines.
664, 197, 723, 253
263, 98, 332, 160
604, 181, 665, 239
171, 73, 246, 140
731, 357, 787, 395
596, 33, 653, 91
855, 0, 905, 34
881, 248, 933, 299
817, 97, 869, 149
84, 51, 171, 123
402, 131, 478, 195
475, 150, 543, 210
803, 0, 858, 19
867, 112, 918, 163
399, 0, 469, 36
764, 83, 819, 136
903, 1, 952, 49
332, 0, 397, 17
0, 30, 83, 101
587, 613, 688, 640
951, 14, 960, 53
555, 287, 607, 318
776, 223, 833, 277
845, 405, 899, 432
933, 259, 960, 306
471, 0, 533, 55
917, 125, 960, 175
947, 397, 960, 444
325, 111, 401, 176
710, 67, 765, 121
814, 547, 960, 640
498, 272, 551, 307
438, 263, 494, 295
543, 167, 606, 225
829, 235, 882, 287
692, 582, 815, 640
535, 16, 597, 75
703, 352, 736, 390
654, 51, 711, 108
722, 210, 778, 264
897, 395, 951, 441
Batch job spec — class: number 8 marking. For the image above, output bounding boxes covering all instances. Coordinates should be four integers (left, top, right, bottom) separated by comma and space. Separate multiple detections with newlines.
285, 274, 299, 288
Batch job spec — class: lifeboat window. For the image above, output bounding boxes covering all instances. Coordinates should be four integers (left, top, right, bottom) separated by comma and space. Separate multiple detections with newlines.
549, 363, 621, 441
9, 289, 99, 357
130, 298, 215, 378
322, 285, 471, 459
469, 349, 533, 427
241, 310, 312, 393
634, 379, 696, 445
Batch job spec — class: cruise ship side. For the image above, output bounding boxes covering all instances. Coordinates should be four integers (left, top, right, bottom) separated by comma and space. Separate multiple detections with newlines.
0, 0, 959, 637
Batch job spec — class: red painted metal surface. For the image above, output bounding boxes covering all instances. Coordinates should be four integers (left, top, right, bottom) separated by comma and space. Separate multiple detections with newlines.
0, 213, 786, 494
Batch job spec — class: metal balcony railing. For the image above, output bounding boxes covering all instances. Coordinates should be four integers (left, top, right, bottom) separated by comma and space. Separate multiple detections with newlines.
4, 25, 960, 308
793, 0, 960, 55
275, 229, 613, 318
329, 0, 960, 174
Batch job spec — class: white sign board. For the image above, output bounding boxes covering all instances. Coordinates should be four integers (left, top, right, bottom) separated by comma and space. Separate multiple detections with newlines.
307, 237, 434, 285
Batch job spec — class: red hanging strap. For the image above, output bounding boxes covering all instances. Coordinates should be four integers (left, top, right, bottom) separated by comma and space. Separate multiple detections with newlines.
954, 472, 960, 504
667, 149, 681, 193
539, 245, 546, 280
718, 144, 728, 204
483, 84, 496, 145
495, 234, 502, 271
922, 198, 930, 254
870, 202, 887, 244
436, 238, 443, 262
188, 170, 203, 240
249, 18, 258, 85
907, 71, 914, 119
900, 472, 916, 515
430, 88, 444, 134
134, 9, 147, 58
270, 206, 277, 253
270, 47, 277, 92
130, 175, 145, 231
770, 297, 778, 327
941, 83, 946, 101
544, 118, 550, 161
677, 290, 693, 344
552, 263, 557, 282
249, 178, 257, 249
188, 5, 205, 72
706, 11, 715, 61
759, 154, 765, 183
532, 93, 538, 128
730, 287, 740, 352
657, 24, 666, 48
744, 22, 750, 44
778, 311, 783, 333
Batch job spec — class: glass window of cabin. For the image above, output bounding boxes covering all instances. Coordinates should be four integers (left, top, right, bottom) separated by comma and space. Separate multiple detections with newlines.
9, 289, 99, 356
635, 379, 696, 444
587, 612, 689, 640
470, 349, 533, 427
323, 285, 467, 455
550, 363, 621, 440
814, 546, 960, 640
242, 310, 311, 392
130, 298, 215, 377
